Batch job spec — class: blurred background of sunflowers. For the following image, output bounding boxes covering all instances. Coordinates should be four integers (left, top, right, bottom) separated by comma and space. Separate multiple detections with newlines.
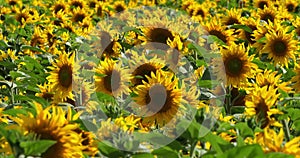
0, 0, 300, 157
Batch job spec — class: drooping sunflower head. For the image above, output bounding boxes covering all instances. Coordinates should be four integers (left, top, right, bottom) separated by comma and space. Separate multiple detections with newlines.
13, 102, 84, 158
213, 43, 257, 87
261, 27, 298, 67
245, 86, 282, 128
94, 58, 131, 97
47, 52, 79, 102
133, 71, 182, 126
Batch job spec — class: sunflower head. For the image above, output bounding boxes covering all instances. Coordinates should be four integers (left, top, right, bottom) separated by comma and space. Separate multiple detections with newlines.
133, 71, 182, 126
47, 52, 79, 102
245, 86, 282, 128
94, 58, 131, 97
12, 102, 84, 158
213, 44, 257, 87
261, 27, 298, 67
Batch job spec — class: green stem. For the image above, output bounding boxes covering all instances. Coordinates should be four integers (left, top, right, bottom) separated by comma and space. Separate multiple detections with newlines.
282, 119, 291, 141
225, 86, 232, 115
190, 140, 197, 158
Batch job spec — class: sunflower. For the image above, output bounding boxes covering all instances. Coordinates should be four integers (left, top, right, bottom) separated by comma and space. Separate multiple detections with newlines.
133, 71, 182, 126
68, 0, 87, 11
190, 4, 210, 22
255, 6, 278, 24
35, 83, 54, 102
129, 50, 166, 87
255, 127, 300, 156
213, 43, 257, 87
291, 65, 300, 93
284, 0, 299, 12
113, 1, 127, 13
114, 114, 141, 133
254, 0, 270, 9
0, 136, 12, 156
28, 26, 47, 50
93, 23, 122, 58
254, 69, 292, 93
238, 17, 259, 45
245, 86, 282, 128
71, 8, 89, 23
74, 128, 99, 156
140, 26, 175, 50
202, 18, 235, 46
51, 0, 68, 14
94, 58, 131, 97
11, 102, 84, 158
261, 27, 298, 67
221, 8, 242, 26
47, 52, 79, 102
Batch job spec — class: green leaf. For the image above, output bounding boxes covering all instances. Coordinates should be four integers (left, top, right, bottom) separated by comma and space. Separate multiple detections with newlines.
265, 152, 295, 158
202, 132, 234, 154
230, 25, 252, 33
207, 35, 226, 46
216, 144, 264, 158
98, 141, 124, 157
20, 140, 56, 156
132, 153, 155, 158
152, 146, 178, 158
235, 122, 254, 138
21, 45, 46, 54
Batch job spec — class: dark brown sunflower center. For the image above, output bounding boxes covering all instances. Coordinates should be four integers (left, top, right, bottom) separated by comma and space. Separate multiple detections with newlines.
272, 40, 287, 56
54, 4, 65, 13
208, 30, 228, 44
225, 17, 240, 25
149, 28, 174, 44
255, 100, 269, 128
132, 63, 157, 86
73, 13, 85, 23
58, 65, 73, 88
225, 57, 243, 76
287, 4, 295, 12
196, 9, 205, 17
8, 0, 17, 6
145, 84, 167, 113
258, 1, 268, 9
115, 5, 125, 12
261, 13, 274, 23
16, 13, 28, 24
71, 1, 83, 9
89, 1, 96, 8
103, 69, 121, 93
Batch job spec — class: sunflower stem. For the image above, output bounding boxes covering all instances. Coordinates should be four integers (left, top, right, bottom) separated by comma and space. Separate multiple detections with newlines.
282, 119, 291, 141
10, 80, 14, 105
190, 140, 197, 158
225, 86, 232, 115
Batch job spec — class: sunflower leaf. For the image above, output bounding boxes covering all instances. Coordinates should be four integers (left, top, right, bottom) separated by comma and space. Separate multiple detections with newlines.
230, 25, 252, 33
20, 140, 56, 156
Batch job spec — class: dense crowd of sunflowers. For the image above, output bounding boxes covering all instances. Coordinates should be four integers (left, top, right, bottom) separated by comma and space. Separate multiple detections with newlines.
1, 0, 300, 157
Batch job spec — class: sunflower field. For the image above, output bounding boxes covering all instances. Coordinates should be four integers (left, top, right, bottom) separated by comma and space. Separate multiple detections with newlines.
1, 0, 300, 157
